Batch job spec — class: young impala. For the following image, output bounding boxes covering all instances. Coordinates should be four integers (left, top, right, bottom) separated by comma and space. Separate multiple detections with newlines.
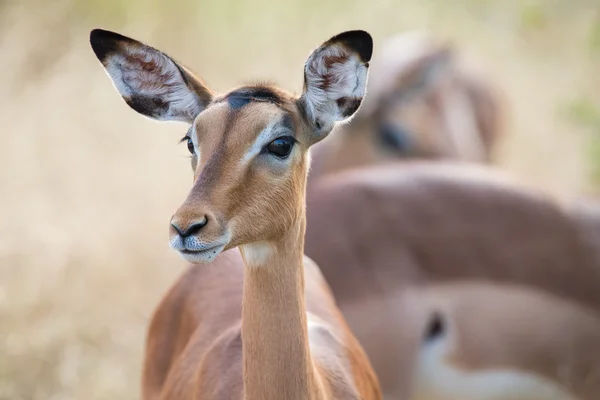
90, 28, 380, 400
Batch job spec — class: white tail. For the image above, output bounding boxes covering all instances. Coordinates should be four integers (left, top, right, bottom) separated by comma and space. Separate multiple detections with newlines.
305, 161, 600, 398
90, 28, 381, 400
309, 30, 504, 181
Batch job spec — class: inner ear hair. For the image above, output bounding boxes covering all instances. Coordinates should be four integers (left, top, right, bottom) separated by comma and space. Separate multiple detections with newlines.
300, 30, 373, 141
89, 28, 213, 123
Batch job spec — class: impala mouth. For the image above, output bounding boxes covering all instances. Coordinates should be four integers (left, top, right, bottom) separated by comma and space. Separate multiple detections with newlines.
180, 246, 221, 255
170, 235, 228, 264
177, 244, 226, 263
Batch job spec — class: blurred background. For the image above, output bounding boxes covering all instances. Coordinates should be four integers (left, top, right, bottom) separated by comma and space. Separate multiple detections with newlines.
1, 0, 599, 398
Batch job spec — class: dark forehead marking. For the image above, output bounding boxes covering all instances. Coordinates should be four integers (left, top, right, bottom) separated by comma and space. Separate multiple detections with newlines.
222, 86, 284, 110
281, 113, 294, 131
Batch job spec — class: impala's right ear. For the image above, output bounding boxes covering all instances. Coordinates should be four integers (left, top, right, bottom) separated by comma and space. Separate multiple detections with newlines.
90, 29, 213, 124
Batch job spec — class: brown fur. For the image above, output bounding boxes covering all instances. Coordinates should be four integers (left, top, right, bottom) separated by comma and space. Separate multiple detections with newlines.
406, 282, 600, 399
433, 283, 600, 398
143, 250, 380, 400
148, 98, 381, 400
304, 162, 600, 398
90, 28, 380, 400
309, 31, 504, 181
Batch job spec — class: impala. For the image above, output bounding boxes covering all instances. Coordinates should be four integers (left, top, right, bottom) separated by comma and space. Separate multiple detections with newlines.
411, 282, 600, 400
90, 28, 381, 400
310, 31, 503, 181
305, 162, 600, 398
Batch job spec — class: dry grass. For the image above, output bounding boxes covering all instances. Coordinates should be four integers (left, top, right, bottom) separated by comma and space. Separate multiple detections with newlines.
1, 0, 599, 398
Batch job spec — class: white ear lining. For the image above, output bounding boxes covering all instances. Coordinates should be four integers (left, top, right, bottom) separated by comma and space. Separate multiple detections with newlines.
102, 46, 203, 123
302, 44, 369, 130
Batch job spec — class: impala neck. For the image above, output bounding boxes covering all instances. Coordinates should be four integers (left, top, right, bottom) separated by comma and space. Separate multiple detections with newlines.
239, 196, 322, 400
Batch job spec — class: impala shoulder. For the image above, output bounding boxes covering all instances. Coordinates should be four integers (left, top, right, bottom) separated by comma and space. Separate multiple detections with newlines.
194, 324, 244, 399
307, 318, 363, 400
302, 255, 327, 283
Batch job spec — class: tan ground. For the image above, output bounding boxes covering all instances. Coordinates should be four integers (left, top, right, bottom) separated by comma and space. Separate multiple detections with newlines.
1, 0, 599, 399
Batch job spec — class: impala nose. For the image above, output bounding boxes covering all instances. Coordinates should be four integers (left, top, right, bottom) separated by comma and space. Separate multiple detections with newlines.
170, 215, 208, 238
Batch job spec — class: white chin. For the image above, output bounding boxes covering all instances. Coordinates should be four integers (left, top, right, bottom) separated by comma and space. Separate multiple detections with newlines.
178, 245, 225, 264
178, 246, 225, 264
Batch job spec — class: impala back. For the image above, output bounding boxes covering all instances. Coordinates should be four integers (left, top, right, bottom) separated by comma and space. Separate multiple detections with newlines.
304, 161, 600, 396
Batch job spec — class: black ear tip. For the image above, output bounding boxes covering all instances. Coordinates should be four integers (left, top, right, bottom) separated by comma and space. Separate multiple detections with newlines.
330, 30, 374, 63
89, 28, 134, 62
90, 28, 109, 40
90, 29, 115, 62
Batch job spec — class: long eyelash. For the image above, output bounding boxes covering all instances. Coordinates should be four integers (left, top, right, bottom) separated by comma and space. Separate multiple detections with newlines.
179, 127, 193, 144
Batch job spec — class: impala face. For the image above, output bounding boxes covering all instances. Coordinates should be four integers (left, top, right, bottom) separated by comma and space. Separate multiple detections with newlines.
168, 95, 307, 263
316, 31, 490, 175
90, 29, 372, 263
348, 42, 456, 161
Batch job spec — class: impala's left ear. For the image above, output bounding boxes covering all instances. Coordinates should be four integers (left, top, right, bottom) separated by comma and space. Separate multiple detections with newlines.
299, 30, 373, 142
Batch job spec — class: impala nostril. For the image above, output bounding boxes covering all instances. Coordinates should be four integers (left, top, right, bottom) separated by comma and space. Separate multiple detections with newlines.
171, 215, 209, 238
171, 222, 185, 236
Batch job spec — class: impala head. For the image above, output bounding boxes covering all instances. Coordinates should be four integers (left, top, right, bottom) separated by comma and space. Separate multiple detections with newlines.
90, 28, 372, 263
320, 31, 487, 172
354, 42, 457, 159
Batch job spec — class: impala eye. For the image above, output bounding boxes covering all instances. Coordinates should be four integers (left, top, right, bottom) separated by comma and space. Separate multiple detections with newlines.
265, 136, 294, 158
186, 138, 195, 154
379, 122, 411, 153
180, 135, 195, 155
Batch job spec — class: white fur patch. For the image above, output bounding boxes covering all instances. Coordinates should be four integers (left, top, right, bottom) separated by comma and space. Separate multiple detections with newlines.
240, 241, 275, 267
103, 45, 201, 123
303, 44, 368, 128
242, 119, 280, 164
412, 335, 575, 400
169, 229, 229, 264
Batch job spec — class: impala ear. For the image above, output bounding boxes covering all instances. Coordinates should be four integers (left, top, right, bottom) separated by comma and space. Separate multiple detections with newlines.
90, 29, 213, 124
299, 30, 373, 142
